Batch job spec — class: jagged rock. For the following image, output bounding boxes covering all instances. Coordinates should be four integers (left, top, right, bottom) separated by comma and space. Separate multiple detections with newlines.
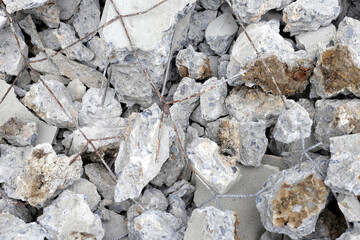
0, 199, 32, 222
186, 137, 240, 194
168, 194, 188, 225
0, 117, 37, 147
208, 56, 220, 78
256, 163, 329, 239
38, 29, 60, 50
67, 78, 86, 101
199, 0, 223, 10
18, 15, 44, 52
225, 86, 287, 127
46, 49, 105, 88
16, 143, 82, 207
314, 99, 360, 150
128, 210, 183, 240
23, 0, 60, 28
164, 180, 196, 206
190, 105, 209, 127
205, 13, 238, 55
22, 79, 78, 128
54, 22, 94, 62
114, 104, 170, 202
273, 102, 312, 144
86, 36, 108, 71
191, 122, 205, 136
0, 213, 47, 239
28, 52, 60, 75
227, 20, 313, 95
66, 178, 101, 211
55, 0, 81, 20
337, 193, 360, 222
0, 81, 57, 145
184, 206, 239, 240
260, 231, 286, 240
200, 77, 227, 121
337, 224, 360, 240
330, 133, 360, 156
2, 0, 49, 13
0, 9, 6, 29
198, 42, 216, 56
0, 23, 28, 75
218, 118, 268, 167
38, 74, 70, 85
283, 0, 341, 36
85, 163, 116, 200
188, 10, 217, 46
176, 45, 212, 80
102, 209, 128, 240
38, 190, 104, 240
73, 0, 100, 41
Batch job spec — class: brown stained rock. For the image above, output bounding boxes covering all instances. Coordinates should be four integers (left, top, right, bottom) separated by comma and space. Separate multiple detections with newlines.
178, 57, 212, 80
242, 55, 314, 96
332, 104, 360, 134
271, 174, 327, 230
24, 0, 60, 28
218, 120, 241, 158
0, 117, 38, 146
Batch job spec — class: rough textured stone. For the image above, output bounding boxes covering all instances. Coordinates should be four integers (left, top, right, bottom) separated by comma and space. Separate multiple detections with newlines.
38, 29, 60, 50
337, 193, 360, 222
23, 0, 59, 28
199, 0, 223, 10
186, 137, 240, 194
227, 20, 313, 95
38, 190, 104, 240
205, 13, 238, 55
0, 9, 6, 29
0, 117, 37, 147
73, 0, 100, 40
188, 10, 217, 46
18, 15, 44, 52
67, 78, 86, 101
16, 143, 82, 207
29, 51, 60, 75
66, 178, 101, 211
102, 209, 128, 240
200, 77, 227, 121
256, 163, 329, 239
184, 206, 238, 240
85, 163, 116, 200
55, 0, 81, 20
164, 180, 195, 206
22, 79, 78, 128
86, 36, 108, 71
283, 0, 341, 36
2, 0, 49, 13
114, 104, 170, 202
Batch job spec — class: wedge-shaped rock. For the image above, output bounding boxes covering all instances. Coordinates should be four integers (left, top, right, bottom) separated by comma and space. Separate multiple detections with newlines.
19, 15, 44, 52
85, 163, 116, 200
66, 178, 101, 211
186, 137, 240, 194
337, 193, 360, 223
56, 0, 81, 20
114, 104, 170, 202
73, 0, 100, 40
16, 143, 82, 207
38, 190, 104, 240
22, 79, 78, 128
23, 0, 60, 28
256, 163, 329, 239
2, 0, 49, 13
227, 20, 313, 95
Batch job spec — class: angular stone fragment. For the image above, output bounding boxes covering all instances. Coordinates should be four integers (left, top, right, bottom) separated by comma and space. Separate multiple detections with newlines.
337, 193, 360, 222
256, 164, 329, 239
168, 194, 188, 225
46, 49, 105, 88
56, 0, 81, 20
114, 104, 170, 202
86, 36, 108, 71
2, 0, 49, 13
102, 209, 128, 240
18, 15, 44, 52
188, 10, 217, 46
85, 163, 116, 200
184, 206, 239, 240
38, 29, 60, 50
186, 137, 240, 194
16, 143, 82, 207
67, 178, 101, 211
54, 22, 94, 62
22, 80, 78, 128
38, 190, 104, 240
0, 213, 47, 239
205, 13, 238, 55
29, 52, 60, 75
218, 119, 267, 167
0, 9, 6, 29
176, 45, 212, 80
227, 20, 313, 95
73, 0, 100, 40
283, 0, 341, 36
0, 199, 32, 222
337, 224, 360, 240
199, 0, 223, 10
164, 180, 195, 205
23, 0, 60, 28
0, 117, 37, 147
67, 78, 86, 101
200, 77, 227, 121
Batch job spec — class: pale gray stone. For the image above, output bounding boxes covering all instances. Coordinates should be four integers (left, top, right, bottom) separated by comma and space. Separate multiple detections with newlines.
67, 78, 86, 101
15, 69, 32, 89
337, 224, 360, 240
23, 1, 60, 28
38, 74, 70, 85
283, 0, 341, 36
336, 17, 360, 54
67, 178, 101, 211
0, 199, 32, 223
2, 0, 48, 13
198, 42, 216, 56
190, 105, 209, 127
0, 9, 6, 29
188, 10, 217, 46
73, 0, 100, 40
0, 117, 37, 147
261, 155, 287, 171
164, 180, 195, 206
0, 213, 47, 239
168, 194, 188, 225
199, 0, 223, 10
102, 209, 128, 240
22, 80, 78, 128
337, 193, 360, 222
29, 51, 60, 75
86, 36, 109, 71
54, 22, 94, 62
38, 190, 104, 240
56, 0, 81, 20
18, 15, 44, 51
205, 13, 238, 55
190, 122, 205, 136
330, 133, 360, 156
38, 29, 60, 50
85, 163, 116, 200
208, 56, 219, 78
184, 206, 238, 240
204, 116, 230, 143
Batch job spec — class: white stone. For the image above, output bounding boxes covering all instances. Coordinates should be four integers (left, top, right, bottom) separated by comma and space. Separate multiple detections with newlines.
18, 15, 44, 51
85, 163, 116, 201
67, 79, 86, 102
67, 178, 101, 211
2, 0, 49, 13
337, 193, 360, 222
0, 9, 6, 29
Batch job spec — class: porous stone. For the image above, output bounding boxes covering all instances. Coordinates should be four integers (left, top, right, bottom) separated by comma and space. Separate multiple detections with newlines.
227, 20, 313, 95
188, 10, 217, 46
205, 13, 238, 55
53, 22, 94, 62
218, 118, 268, 167
66, 178, 101, 211
256, 163, 329, 239
164, 180, 196, 206
283, 0, 341, 36
22, 79, 78, 128
38, 190, 104, 240
102, 209, 128, 240
23, 0, 60, 28
176, 45, 212, 80
2, 0, 49, 13
86, 36, 108, 71
114, 104, 170, 202
67, 78, 86, 101
200, 77, 227, 121
0, 117, 37, 147
184, 206, 238, 240
337, 193, 360, 222
85, 163, 116, 200
0, 213, 47, 239
18, 15, 44, 51
73, 0, 100, 41
55, 0, 81, 20
38, 29, 60, 50
29, 52, 60, 75
329, 133, 360, 156
16, 143, 82, 207
186, 137, 240, 194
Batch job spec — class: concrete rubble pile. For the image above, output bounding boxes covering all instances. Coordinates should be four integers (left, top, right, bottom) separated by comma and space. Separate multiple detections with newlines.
1, 0, 360, 239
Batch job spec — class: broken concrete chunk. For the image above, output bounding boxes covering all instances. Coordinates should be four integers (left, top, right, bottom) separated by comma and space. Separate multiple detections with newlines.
336, 17, 360, 53
200, 77, 227, 121
0, 213, 47, 239
85, 163, 116, 201
0, 117, 37, 147
16, 143, 82, 207
273, 102, 312, 144
102, 209, 128, 240
114, 104, 170, 202
140, 188, 168, 212
337, 224, 360, 240
337, 193, 360, 222
186, 137, 240, 194
283, 0, 341, 36
176, 45, 212, 80
164, 180, 195, 206
188, 10, 218, 46
2, 0, 49, 13
199, 0, 223, 10
54, 22, 94, 62
29, 51, 60, 75
18, 15, 44, 51
66, 178, 101, 211
55, 0, 81, 20
329, 133, 360, 156
38, 190, 104, 240
73, 0, 100, 41
256, 163, 328, 239
23, 0, 60, 28
86, 36, 109, 71
205, 13, 238, 55
38, 29, 60, 50
0, 9, 7, 29
184, 206, 238, 240
22, 79, 78, 128
227, 20, 313, 95
0, 198, 32, 223
67, 78, 86, 101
